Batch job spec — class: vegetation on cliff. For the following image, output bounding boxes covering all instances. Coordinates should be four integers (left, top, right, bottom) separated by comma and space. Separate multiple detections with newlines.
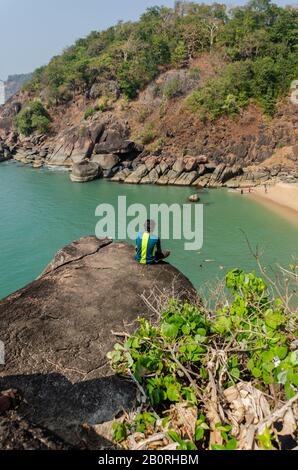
108, 266, 298, 450
15, 101, 52, 136
21, 0, 297, 129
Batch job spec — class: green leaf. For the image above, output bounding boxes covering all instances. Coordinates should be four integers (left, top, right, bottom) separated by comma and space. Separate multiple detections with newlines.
262, 371, 273, 385
195, 428, 204, 441
213, 315, 231, 334
200, 367, 208, 379
196, 328, 207, 337
182, 324, 191, 335
162, 416, 170, 428
264, 311, 284, 329
230, 367, 240, 379
166, 383, 180, 402
167, 431, 183, 445
112, 422, 129, 443
285, 381, 295, 399
230, 355, 238, 368
212, 444, 226, 450
275, 346, 288, 360
161, 322, 179, 339
262, 362, 275, 373
216, 423, 232, 432
261, 350, 275, 363
226, 438, 237, 450
252, 367, 262, 378
178, 441, 197, 450
257, 428, 273, 450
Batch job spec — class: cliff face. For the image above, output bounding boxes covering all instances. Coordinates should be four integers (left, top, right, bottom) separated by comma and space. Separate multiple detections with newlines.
4, 74, 32, 102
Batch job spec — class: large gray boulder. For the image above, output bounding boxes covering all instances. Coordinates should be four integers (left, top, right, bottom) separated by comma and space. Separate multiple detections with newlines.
124, 164, 148, 184
0, 237, 196, 445
47, 127, 94, 167
91, 153, 119, 170
45, 121, 139, 167
174, 171, 198, 186
110, 168, 131, 182
140, 167, 160, 184
70, 160, 103, 183
95, 138, 135, 155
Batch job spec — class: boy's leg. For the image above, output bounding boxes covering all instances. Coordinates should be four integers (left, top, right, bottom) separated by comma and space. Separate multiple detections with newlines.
155, 250, 171, 262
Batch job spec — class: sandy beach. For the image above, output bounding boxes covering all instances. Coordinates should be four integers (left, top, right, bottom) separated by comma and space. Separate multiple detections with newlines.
250, 182, 298, 228
253, 182, 298, 212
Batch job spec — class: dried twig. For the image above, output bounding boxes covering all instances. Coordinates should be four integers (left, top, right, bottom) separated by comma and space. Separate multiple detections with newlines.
256, 393, 298, 434
134, 433, 167, 450
111, 331, 131, 338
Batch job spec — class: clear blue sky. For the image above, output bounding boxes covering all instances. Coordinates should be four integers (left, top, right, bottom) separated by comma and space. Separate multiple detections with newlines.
0, 0, 296, 79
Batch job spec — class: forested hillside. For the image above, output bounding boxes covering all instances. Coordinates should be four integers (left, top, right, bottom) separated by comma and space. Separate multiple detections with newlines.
21, 0, 297, 128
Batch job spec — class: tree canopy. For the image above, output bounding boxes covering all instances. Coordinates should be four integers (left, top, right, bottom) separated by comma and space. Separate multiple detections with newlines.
23, 1, 298, 119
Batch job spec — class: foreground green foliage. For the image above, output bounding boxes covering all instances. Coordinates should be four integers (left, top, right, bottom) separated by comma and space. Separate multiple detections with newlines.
23, 1, 297, 118
15, 101, 52, 136
109, 269, 297, 404
108, 268, 298, 450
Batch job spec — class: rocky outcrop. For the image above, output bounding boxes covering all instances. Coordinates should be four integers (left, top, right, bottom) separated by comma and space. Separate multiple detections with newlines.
8, 118, 145, 183
47, 124, 104, 166
0, 140, 12, 162
0, 237, 196, 446
209, 164, 243, 187
70, 160, 103, 182
5, 123, 298, 186
110, 155, 254, 188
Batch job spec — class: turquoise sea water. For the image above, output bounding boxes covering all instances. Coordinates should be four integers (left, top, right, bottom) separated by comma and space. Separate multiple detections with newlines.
0, 161, 297, 300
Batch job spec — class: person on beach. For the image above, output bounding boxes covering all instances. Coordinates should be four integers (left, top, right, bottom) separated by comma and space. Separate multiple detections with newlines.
135, 219, 171, 265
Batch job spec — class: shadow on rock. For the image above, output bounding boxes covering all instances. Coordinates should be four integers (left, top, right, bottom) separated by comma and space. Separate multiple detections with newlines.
0, 373, 136, 447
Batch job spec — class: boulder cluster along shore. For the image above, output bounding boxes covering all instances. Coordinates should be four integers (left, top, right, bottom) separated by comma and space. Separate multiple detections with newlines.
1, 115, 298, 188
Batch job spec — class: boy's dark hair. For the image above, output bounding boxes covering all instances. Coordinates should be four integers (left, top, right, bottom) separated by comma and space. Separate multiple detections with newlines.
145, 219, 156, 232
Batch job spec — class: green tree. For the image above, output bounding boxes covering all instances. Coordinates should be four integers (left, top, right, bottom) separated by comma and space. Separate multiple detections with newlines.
15, 101, 52, 136
172, 40, 188, 66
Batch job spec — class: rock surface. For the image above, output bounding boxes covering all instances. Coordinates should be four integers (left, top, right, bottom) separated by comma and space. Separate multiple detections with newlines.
0, 406, 72, 450
70, 160, 103, 182
90, 153, 119, 170
0, 140, 12, 162
0, 237, 196, 445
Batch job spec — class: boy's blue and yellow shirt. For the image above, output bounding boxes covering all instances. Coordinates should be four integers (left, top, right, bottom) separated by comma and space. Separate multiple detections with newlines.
135, 232, 159, 265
